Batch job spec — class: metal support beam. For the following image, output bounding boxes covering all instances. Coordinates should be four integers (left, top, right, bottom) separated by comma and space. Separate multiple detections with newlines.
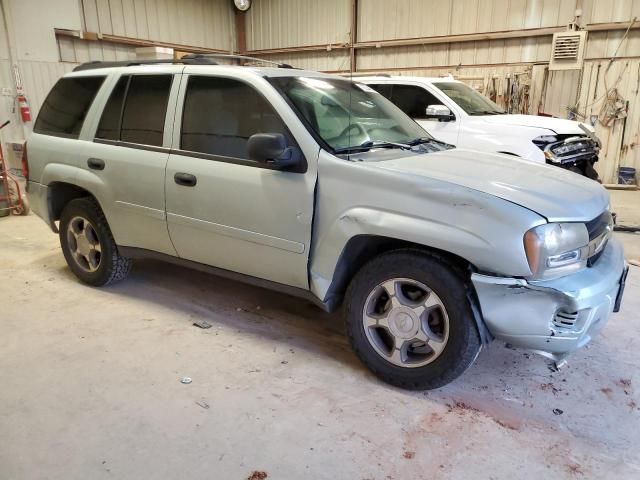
54, 29, 229, 54
349, 0, 358, 73
354, 26, 565, 50
235, 10, 247, 54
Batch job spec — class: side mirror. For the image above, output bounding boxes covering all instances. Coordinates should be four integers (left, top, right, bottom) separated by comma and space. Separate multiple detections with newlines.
247, 133, 302, 170
425, 105, 454, 121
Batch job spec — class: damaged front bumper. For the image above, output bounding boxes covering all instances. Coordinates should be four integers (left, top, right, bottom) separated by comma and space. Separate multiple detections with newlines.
471, 237, 627, 362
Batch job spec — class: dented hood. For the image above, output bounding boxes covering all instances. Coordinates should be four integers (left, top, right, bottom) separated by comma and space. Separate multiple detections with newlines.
478, 114, 588, 135
367, 148, 608, 222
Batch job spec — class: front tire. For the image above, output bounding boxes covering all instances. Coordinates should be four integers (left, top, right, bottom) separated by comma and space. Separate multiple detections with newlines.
344, 250, 481, 390
59, 197, 131, 286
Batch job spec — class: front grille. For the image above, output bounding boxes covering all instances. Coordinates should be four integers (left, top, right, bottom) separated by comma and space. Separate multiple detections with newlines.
587, 247, 605, 267
585, 211, 612, 267
586, 211, 611, 241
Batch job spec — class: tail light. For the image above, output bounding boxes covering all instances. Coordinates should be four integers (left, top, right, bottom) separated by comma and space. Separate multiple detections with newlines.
21, 142, 28, 181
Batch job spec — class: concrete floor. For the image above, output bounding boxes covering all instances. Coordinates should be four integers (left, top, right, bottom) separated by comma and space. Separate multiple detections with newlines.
1, 202, 640, 479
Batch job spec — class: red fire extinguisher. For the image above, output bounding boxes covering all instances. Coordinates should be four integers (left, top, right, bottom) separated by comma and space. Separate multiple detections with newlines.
17, 94, 31, 122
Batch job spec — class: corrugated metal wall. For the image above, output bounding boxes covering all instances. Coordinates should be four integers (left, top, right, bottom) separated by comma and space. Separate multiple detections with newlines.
80, 0, 235, 50
356, 38, 552, 71
246, 0, 351, 50
253, 50, 350, 72
357, 0, 575, 40
58, 37, 136, 63
248, 0, 640, 71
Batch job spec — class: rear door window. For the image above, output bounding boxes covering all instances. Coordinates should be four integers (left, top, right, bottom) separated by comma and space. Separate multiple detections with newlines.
368, 83, 393, 99
34, 76, 105, 138
96, 76, 128, 141
390, 85, 444, 119
121, 75, 172, 146
96, 74, 172, 146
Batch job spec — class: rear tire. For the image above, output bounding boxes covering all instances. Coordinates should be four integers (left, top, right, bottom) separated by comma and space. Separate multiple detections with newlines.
344, 249, 481, 390
59, 197, 131, 286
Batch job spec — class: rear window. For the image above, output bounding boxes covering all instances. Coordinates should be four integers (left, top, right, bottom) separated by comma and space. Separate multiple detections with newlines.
34, 76, 105, 138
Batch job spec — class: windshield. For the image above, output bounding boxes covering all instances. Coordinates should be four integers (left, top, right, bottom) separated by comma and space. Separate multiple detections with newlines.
270, 76, 429, 152
433, 82, 505, 116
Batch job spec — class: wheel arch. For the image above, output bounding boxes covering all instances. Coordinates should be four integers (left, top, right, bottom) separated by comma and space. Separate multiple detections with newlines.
322, 234, 493, 345
47, 181, 103, 233
321, 234, 475, 308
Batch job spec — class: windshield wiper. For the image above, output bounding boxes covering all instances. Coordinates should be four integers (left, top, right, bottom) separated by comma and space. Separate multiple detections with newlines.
407, 136, 452, 148
334, 140, 411, 154
471, 110, 506, 116
407, 136, 439, 146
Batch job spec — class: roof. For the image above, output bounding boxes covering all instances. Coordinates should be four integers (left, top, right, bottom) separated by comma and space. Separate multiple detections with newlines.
351, 75, 461, 84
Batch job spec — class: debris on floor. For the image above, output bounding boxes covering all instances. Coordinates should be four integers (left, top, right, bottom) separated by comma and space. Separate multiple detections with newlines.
180, 377, 192, 384
552, 408, 564, 415
195, 401, 210, 409
192, 319, 212, 329
247, 471, 268, 480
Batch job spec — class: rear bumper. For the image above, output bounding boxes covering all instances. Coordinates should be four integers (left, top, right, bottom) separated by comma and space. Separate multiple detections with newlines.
471, 237, 626, 361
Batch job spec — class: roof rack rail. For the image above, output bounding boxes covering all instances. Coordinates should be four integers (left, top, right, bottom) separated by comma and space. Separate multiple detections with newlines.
72, 53, 295, 72
340, 72, 391, 78
72, 57, 216, 72
182, 53, 296, 69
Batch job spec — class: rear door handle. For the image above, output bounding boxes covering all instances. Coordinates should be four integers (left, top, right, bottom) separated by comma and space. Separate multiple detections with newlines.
87, 158, 105, 170
174, 172, 197, 187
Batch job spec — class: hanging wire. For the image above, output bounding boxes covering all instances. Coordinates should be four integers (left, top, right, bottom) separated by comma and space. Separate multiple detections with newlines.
570, 17, 636, 122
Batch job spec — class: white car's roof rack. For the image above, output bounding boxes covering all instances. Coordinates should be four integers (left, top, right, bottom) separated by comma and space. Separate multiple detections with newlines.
73, 53, 295, 72
342, 73, 391, 78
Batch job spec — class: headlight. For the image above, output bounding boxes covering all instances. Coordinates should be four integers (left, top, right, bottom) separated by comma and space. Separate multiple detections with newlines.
533, 135, 557, 145
523, 223, 589, 280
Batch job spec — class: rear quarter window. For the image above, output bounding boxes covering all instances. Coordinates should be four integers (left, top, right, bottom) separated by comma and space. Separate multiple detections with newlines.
34, 76, 105, 138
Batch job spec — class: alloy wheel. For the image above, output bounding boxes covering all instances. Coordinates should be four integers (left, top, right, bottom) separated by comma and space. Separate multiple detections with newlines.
362, 277, 449, 368
66, 216, 102, 273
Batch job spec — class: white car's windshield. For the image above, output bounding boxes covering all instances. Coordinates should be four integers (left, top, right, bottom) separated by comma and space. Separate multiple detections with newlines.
271, 76, 430, 153
433, 82, 505, 116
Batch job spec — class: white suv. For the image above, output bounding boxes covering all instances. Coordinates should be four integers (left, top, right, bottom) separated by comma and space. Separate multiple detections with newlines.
359, 75, 600, 180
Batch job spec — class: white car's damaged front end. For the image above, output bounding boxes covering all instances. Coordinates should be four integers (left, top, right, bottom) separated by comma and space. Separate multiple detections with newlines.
475, 114, 602, 180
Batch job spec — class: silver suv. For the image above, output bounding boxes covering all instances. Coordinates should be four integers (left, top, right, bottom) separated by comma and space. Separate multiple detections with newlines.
25, 55, 627, 390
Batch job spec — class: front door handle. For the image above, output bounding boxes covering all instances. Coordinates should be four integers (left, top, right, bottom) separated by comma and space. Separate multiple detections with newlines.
174, 172, 197, 187
87, 158, 105, 170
